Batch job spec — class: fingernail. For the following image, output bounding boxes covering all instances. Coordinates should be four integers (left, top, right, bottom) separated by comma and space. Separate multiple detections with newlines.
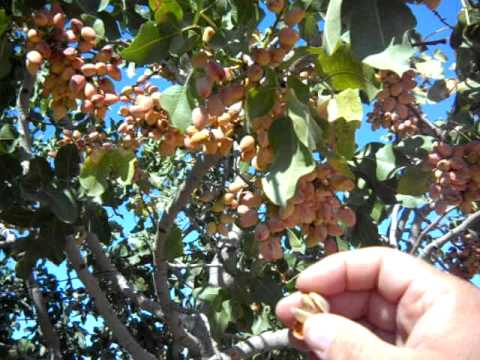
303, 316, 335, 358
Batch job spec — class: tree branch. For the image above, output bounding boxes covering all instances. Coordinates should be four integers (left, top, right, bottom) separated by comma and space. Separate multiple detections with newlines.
388, 205, 401, 247
27, 274, 62, 360
64, 236, 157, 360
153, 154, 220, 358
84, 232, 165, 319
410, 206, 455, 255
17, 71, 35, 158
420, 210, 480, 260
408, 104, 444, 139
210, 329, 290, 360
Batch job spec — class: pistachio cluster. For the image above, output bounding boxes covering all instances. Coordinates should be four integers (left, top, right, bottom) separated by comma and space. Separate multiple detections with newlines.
26, 5, 122, 121
426, 142, 480, 213
202, 164, 356, 261
118, 81, 186, 155
368, 70, 422, 137
58, 128, 112, 154
444, 233, 480, 280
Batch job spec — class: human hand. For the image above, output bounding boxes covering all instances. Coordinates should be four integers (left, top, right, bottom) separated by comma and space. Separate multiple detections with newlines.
276, 247, 480, 360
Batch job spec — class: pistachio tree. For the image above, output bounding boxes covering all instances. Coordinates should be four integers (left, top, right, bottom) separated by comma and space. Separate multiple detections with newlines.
1, 0, 480, 359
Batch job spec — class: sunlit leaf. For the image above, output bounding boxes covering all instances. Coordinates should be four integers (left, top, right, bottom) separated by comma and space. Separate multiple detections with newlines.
323, 0, 343, 55
262, 117, 316, 207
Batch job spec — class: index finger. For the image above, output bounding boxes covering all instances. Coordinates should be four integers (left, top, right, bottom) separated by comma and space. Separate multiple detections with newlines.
296, 247, 441, 303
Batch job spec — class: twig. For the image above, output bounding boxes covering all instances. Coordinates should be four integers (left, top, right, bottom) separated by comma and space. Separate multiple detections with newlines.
410, 206, 456, 255
17, 71, 35, 158
65, 236, 157, 360
84, 232, 165, 319
168, 262, 223, 269
389, 205, 401, 248
408, 104, 444, 139
396, 209, 412, 245
153, 154, 220, 358
460, 0, 471, 25
27, 274, 62, 360
431, 9, 455, 30
420, 210, 480, 260
411, 39, 448, 47
210, 329, 290, 360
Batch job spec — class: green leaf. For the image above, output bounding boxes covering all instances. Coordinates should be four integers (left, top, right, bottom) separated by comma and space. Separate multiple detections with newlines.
363, 43, 416, 76
42, 187, 79, 224
98, 0, 110, 12
313, 45, 367, 91
0, 123, 17, 153
375, 144, 399, 181
165, 224, 183, 260
0, 9, 11, 37
329, 119, 359, 160
80, 149, 136, 197
251, 306, 272, 335
428, 79, 451, 102
287, 89, 322, 150
109, 149, 136, 185
81, 15, 106, 40
150, 0, 184, 23
55, 144, 80, 180
349, 0, 416, 60
160, 83, 194, 133
193, 286, 222, 303
415, 54, 445, 80
39, 218, 70, 265
287, 229, 306, 253
212, 300, 234, 335
262, 117, 316, 207
287, 76, 309, 103
246, 69, 277, 121
398, 166, 432, 196
329, 156, 355, 179
84, 203, 111, 244
323, 0, 343, 55
396, 194, 428, 208
327, 89, 363, 123
121, 21, 177, 65
347, 209, 380, 247
79, 151, 111, 197
24, 157, 54, 187
396, 135, 435, 159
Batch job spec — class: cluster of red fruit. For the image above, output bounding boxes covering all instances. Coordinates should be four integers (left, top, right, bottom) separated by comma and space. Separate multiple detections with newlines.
257, 164, 356, 260
368, 70, 422, 137
426, 142, 480, 213
444, 233, 480, 279
203, 164, 356, 261
187, 51, 246, 157
118, 80, 184, 155
203, 176, 263, 237
25, 5, 122, 121
57, 128, 112, 154
247, 3, 304, 80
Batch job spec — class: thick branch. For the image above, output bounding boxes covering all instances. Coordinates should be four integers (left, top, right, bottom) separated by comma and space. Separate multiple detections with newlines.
65, 236, 156, 360
420, 210, 480, 260
27, 274, 62, 360
17, 71, 35, 157
153, 155, 220, 357
210, 329, 290, 360
85, 232, 165, 319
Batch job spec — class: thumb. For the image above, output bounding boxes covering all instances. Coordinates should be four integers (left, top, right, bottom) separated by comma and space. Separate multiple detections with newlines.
303, 314, 410, 360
